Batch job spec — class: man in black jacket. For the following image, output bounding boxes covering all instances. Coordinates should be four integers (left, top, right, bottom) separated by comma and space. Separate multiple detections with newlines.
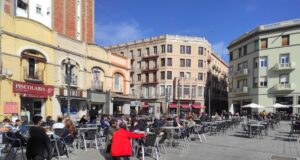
89, 106, 98, 124
26, 116, 52, 160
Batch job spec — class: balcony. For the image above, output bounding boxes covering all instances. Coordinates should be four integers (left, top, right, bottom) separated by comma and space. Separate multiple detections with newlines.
273, 83, 295, 92
141, 79, 159, 85
234, 68, 249, 78
177, 77, 201, 84
141, 94, 159, 99
64, 75, 78, 86
233, 86, 249, 95
273, 62, 296, 72
142, 66, 158, 73
24, 67, 44, 83
142, 54, 159, 60
91, 80, 103, 91
130, 68, 135, 73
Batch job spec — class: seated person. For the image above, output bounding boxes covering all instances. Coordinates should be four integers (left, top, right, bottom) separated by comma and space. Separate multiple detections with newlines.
52, 117, 65, 129
79, 115, 88, 124
61, 119, 77, 143
100, 115, 110, 129
26, 116, 52, 160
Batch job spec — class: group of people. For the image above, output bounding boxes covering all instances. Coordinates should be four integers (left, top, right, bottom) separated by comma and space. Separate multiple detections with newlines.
0, 115, 77, 160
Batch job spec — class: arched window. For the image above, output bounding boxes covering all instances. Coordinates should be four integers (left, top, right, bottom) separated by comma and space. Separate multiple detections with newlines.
92, 67, 103, 90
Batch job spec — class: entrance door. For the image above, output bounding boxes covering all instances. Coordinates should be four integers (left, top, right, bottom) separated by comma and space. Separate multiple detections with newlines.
33, 101, 42, 116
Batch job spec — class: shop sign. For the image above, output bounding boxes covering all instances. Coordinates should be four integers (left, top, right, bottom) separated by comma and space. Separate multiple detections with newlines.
13, 81, 54, 97
3, 102, 18, 114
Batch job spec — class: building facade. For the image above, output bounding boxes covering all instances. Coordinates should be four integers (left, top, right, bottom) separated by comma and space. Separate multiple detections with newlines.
228, 19, 300, 114
205, 52, 228, 114
0, 0, 130, 121
2, 0, 94, 42
108, 35, 228, 115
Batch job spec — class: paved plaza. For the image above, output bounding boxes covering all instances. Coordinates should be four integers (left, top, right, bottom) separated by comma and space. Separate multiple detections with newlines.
60, 121, 300, 160
9, 121, 300, 160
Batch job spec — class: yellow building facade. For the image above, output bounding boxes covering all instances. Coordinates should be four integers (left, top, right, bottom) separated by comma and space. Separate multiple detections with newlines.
0, 13, 56, 121
0, 12, 131, 121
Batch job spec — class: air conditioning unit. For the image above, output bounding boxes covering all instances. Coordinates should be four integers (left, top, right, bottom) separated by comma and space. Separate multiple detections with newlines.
0, 68, 13, 77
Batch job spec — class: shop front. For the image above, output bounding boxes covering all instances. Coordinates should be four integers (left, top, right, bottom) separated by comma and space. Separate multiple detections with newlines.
12, 81, 54, 122
87, 90, 109, 114
57, 88, 87, 119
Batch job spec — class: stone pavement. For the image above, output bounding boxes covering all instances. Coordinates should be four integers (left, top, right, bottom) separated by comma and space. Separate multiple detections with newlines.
6, 121, 300, 160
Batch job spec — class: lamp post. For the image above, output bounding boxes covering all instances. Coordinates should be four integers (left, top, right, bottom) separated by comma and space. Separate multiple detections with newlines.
177, 79, 181, 115
65, 58, 71, 116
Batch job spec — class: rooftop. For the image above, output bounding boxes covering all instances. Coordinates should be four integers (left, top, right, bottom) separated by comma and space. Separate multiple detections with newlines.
228, 18, 300, 48
106, 34, 211, 49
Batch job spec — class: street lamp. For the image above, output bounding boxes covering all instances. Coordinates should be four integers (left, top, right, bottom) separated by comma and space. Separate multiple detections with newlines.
177, 79, 181, 115
64, 58, 71, 116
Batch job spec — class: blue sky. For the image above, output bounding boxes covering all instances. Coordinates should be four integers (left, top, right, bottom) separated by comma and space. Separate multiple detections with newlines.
94, 0, 300, 61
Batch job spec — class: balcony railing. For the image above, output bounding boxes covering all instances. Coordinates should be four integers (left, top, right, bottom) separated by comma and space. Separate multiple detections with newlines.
24, 67, 44, 82
64, 75, 78, 86
141, 79, 158, 85
142, 66, 158, 73
234, 68, 249, 78
233, 86, 248, 95
142, 54, 159, 60
273, 83, 295, 91
273, 62, 296, 71
91, 80, 103, 91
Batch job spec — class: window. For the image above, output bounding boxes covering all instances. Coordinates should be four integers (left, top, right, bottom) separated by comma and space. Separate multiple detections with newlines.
36, 4, 42, 14
253, 57, 259, 69
198, 60, 203, 68
167, 58, 172, 66
153, 46, 158, 55
180, 72, 184, 78
130, 50, 134, 59
160, 86, 165, 96
186, 46, 191, 54
138, 61, 141, 69
131, 89, 135, 95
185, 72, 191, 79
137, 74, 141, 81
153, 60, 157, 68
180, 45, 185, 54
261, 39, 268, 49
138, 49, 141, 57
280, 54, 289, 64
229, 52, 233, 61
161, 45, 165, 53
260, 57, 268, 67
186, 59, 191, 67
237, 63, 243, 71
17, 0, 28, 9
198, 73, 203, 81
161, 58, 165, 67
238, 48, 242, 57
253, 77, 258, 88
120, 51, 124, 55
198, 86, 203, 97
229, 66, 233, 74
282, 35, 290, 46
184, 85, 190, 96
243, 45, 247, 56
167, 44, 172, 53
167, 85, 172, 96
114, 73, 123, 91
254, 40, 259, 51
161, 71, 165, 80
279, 74, 289, 84
192, 85, 197, 98
198, 47, 204, 55
153, 73, 157, 82
146, 47, 150, 56
180, 59, 185, 67
167, 71, 172, 80
259, 76, 267, 87
178, 85, 182, 97
298, 96, 300, 105
28, 58, 36, 78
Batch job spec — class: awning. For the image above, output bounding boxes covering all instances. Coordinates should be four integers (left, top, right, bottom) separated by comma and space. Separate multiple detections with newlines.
180, 104, 190, 108
168, 103, 178, 108
192, 104, 206, 109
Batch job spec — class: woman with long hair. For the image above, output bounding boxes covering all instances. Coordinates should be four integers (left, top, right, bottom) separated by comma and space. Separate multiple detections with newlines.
62, 119, 77, 138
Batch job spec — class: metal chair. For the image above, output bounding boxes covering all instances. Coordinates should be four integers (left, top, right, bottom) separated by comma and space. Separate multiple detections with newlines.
83, 129, 99, 150
4, 132, 25, 160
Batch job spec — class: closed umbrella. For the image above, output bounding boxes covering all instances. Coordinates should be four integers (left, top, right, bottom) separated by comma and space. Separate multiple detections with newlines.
229, 104, 234, 114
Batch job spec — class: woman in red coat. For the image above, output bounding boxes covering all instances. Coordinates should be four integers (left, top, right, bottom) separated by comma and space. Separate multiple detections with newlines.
111, 122, 145, 160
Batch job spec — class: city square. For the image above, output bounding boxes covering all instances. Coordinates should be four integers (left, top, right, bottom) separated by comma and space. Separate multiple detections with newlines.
1, 0, 300, 160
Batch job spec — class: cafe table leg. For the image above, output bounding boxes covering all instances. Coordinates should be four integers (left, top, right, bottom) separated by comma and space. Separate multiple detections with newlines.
142, 144, 145, 160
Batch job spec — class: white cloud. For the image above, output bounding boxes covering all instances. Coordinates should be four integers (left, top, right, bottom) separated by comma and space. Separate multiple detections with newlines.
212, 42, 229, 62
94, 20, 149, 46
